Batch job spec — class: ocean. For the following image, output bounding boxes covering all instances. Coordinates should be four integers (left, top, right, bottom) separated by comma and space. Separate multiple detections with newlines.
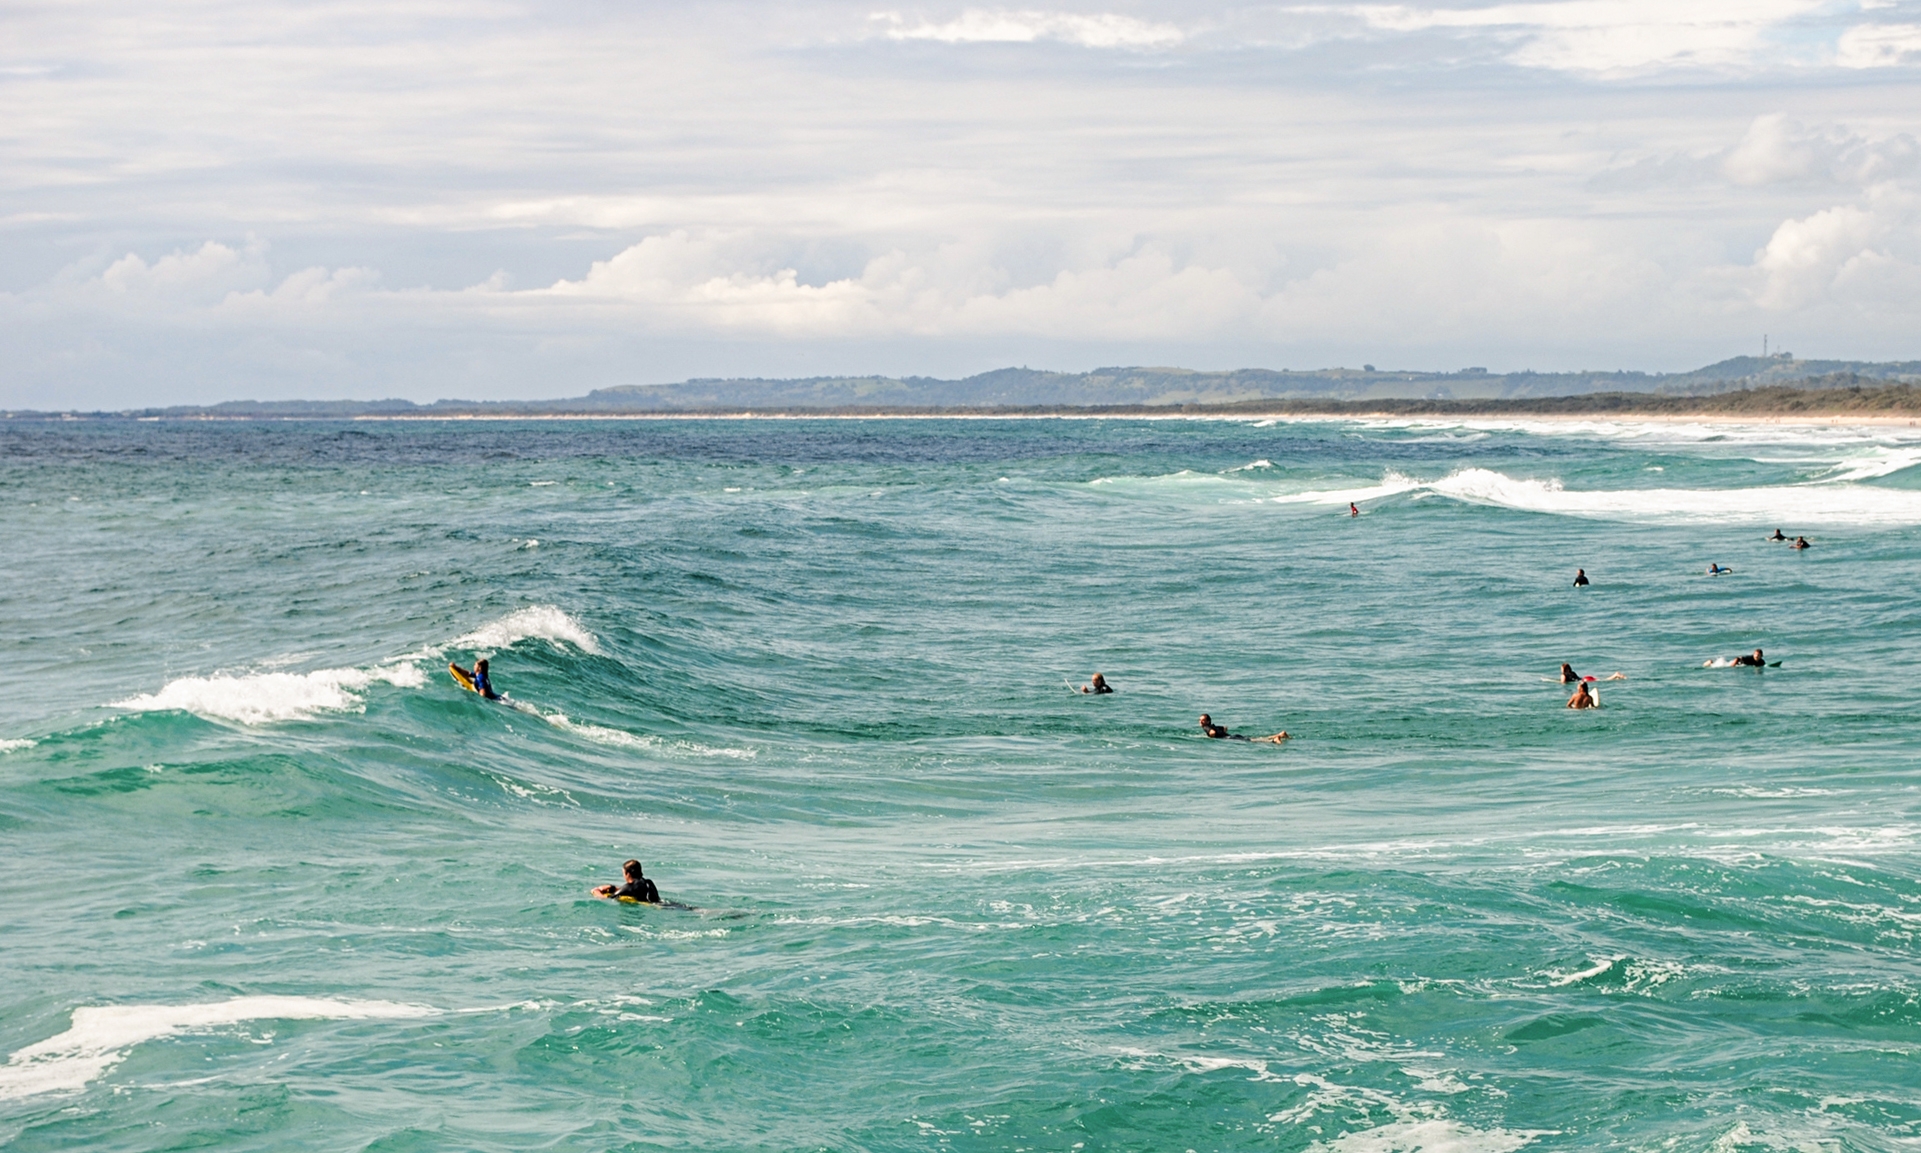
2, 415, 1918, 1152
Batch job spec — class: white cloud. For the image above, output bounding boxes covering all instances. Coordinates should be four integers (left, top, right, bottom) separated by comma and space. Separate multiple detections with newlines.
1353, 0, 1829, 73
96, 239, 270, 303
1722, 114, 1920, 186
1835, 23, 1921, 67
873, 9, 1184, 48
1751, 195, 1907, 308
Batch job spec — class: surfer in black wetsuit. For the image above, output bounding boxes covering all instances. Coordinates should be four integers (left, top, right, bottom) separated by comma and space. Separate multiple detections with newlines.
1572, 569, 1589, 587
1560, 663, 1581, 683
593, 859, 660, 903
1769, 529, 1787, 541
1199, 714, 1287, 742
1792, 536, 1811, 550
1081, 673, 1114, 694
1732, 648, 1765, 667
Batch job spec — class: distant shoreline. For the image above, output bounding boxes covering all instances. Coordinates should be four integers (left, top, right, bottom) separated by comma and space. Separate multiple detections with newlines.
9, 383, 1921, 428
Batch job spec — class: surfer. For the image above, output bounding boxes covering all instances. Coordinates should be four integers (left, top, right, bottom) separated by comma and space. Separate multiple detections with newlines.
1572, 569, 1589, 587
592, 859, 660, 903
472, 659, 497, 699
1349, 502, 1360, 517
1566, 682, 1598, 709
1732, 648, 1766, 667
1792, 536, 1811, 550
451, 657, 500, 700
1560, 663, 1626, 684
1081, 673, 1114, 694
1199, 714, 1287, 743
1768, 529, 1787, 541
1706, 564, 1731, 575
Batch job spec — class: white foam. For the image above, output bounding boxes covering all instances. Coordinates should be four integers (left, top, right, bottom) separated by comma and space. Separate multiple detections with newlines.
449, 605, 600, 655
1226, 459, 1274, 472
1820, 445, 1921, 482
0, 996, 436, 1099
542, 712, 755, 759
112, 664, 425, 725
0, 738, 36, 753
1542, 956, 1621, 986
1268, 470, 1424, 506
1427, 466, 1921, 525
1309, 1119, 1545, 1153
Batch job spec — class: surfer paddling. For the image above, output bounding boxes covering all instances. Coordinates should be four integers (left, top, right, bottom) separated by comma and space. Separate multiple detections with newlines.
1199, 714, 1287, 743
1081, 673, 1114, 694
1559, 663, 1626, 683
592, 859, 660, 903
1705, 648, 1767, 668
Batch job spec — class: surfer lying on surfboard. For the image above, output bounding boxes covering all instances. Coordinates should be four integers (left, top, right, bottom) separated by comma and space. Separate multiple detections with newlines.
1199, 714, 1287, 743
1559, 663, 1625, 684
592, 859, 660, 904
1706, 648, 1773, 668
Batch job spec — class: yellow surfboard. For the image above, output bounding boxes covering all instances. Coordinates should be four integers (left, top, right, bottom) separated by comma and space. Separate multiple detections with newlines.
449, 662, 479, 693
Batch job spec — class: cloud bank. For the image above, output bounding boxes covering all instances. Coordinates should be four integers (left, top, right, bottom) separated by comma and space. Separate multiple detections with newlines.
3, 1, 1920, 406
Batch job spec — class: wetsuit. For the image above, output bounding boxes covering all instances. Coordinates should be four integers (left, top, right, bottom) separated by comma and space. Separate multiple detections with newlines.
614, 878, 660, 903
473, 668, 498, 700
1573, 573, 1589, 586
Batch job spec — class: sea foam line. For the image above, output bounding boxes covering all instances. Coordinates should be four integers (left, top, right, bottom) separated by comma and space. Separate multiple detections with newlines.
111, 665, 426, 725
112, 605, 600, 725
1264, 466, 1921, 525
0, 996, 437, 1100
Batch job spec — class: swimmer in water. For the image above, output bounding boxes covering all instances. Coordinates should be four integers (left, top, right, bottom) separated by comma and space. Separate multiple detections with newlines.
1566, 682, 1598, 709
1769, 529, 1786, 541
1349, 502, 1360, 517
1199, 714, 1287, 743
1081, 673, 1114, 694
1707, 564, 1732, 575
1792, 536, 1810, 550
1572, 569, 1589, 587
592, 859, 660, 903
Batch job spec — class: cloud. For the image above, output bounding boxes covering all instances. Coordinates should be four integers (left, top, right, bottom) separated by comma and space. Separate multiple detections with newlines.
1590, 115, 1920, 191
537, 230, 1248, 339
1835, 23, 1921, 68
96, 239, 271, 303
1351, 0, 1829, 73
1721, 115, 1920, 186
1750, 193, 1912, 309
873, 9, 1184, 48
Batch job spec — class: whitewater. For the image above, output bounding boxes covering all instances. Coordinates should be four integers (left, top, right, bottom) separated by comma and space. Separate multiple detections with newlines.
2, 415, 1919, 1152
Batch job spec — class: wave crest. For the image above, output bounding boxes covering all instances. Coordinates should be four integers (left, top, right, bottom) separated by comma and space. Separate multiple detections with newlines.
112, 664, 425, 725
449, 606, 600, 655
0, 996, 436, 1099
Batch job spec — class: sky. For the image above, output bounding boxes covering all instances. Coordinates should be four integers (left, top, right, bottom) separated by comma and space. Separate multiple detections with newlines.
3, 1, 1921, 407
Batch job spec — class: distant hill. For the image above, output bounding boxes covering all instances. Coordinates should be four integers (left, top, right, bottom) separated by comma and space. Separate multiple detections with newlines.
7, 355, 1921, 419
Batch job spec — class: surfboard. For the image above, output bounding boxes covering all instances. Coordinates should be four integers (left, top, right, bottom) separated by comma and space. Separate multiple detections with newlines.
449, 662, 479, 693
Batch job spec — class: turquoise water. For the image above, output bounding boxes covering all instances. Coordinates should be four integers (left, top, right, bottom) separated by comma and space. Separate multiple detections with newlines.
2, 416, 1919, 1152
